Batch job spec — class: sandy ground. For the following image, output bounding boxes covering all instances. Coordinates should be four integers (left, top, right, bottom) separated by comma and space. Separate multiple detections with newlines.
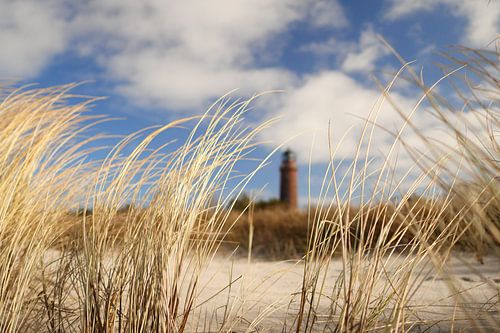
190, 254, 500, 332
40, 250, 499, 332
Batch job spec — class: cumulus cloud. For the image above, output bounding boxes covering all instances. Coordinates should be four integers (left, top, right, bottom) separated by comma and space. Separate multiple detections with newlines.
259, 70, 417, 163
75, 0, 308, 111
258, 67, 496, 189
301, 26, 390, 73
0, 0, 347, 110
0, 0, 69, 78
0, 0, 495, 189
384, 0, 500, 47
110, 52, 298, 110
300, 37, 355, 57
340, 27, 390, 73
307, 0, 349, 28
69, 0, 347, 111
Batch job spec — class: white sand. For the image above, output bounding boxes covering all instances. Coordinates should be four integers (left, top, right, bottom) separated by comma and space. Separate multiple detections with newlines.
191, 254, 500, 332
40, 250, 499, 331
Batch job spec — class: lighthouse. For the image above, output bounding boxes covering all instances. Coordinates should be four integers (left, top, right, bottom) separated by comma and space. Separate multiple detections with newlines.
280, 149, 298, 209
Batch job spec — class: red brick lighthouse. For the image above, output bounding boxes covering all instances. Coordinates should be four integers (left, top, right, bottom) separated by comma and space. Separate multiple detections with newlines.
280, 149, 298, 209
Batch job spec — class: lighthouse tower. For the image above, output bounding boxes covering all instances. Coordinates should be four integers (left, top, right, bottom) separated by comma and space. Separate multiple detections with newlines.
280, 149, 298, 209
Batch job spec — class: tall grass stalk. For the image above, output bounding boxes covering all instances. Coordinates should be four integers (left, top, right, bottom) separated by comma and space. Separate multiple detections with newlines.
0, 87, 275, 332
0, 84, 103, 332
0, 43, 497, 333
289, 45, 499, 332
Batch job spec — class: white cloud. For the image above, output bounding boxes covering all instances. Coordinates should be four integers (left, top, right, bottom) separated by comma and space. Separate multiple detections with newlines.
300, 37, 355, 57
259, 70, 417, 164
384, 0, 435, 19
110, 51, 297, 110
308, 0, 349, 28
76, 0, 303, 111
384, 0, 500, 47
301, 26, 390, 73
340, 26, 390, 73
0, 0, 69, 78
258, 67, 497, 192
0, 0, 348, 110
67, 0, 347, 111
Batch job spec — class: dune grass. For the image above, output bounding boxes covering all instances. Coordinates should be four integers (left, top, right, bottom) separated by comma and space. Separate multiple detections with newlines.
284, 44, 499, 332
0, 45, 498, 332
225, 192, 498, 260
0, 87, 277, 332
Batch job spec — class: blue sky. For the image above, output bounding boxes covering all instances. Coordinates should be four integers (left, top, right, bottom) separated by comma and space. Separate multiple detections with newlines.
1, 0, 498, 205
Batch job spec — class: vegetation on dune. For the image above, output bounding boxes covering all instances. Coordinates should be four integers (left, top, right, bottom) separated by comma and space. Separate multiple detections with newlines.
287, 44, 499, 333
0, 87, 276, 332
226, 191, 499, 260
0, 45, 498, 332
